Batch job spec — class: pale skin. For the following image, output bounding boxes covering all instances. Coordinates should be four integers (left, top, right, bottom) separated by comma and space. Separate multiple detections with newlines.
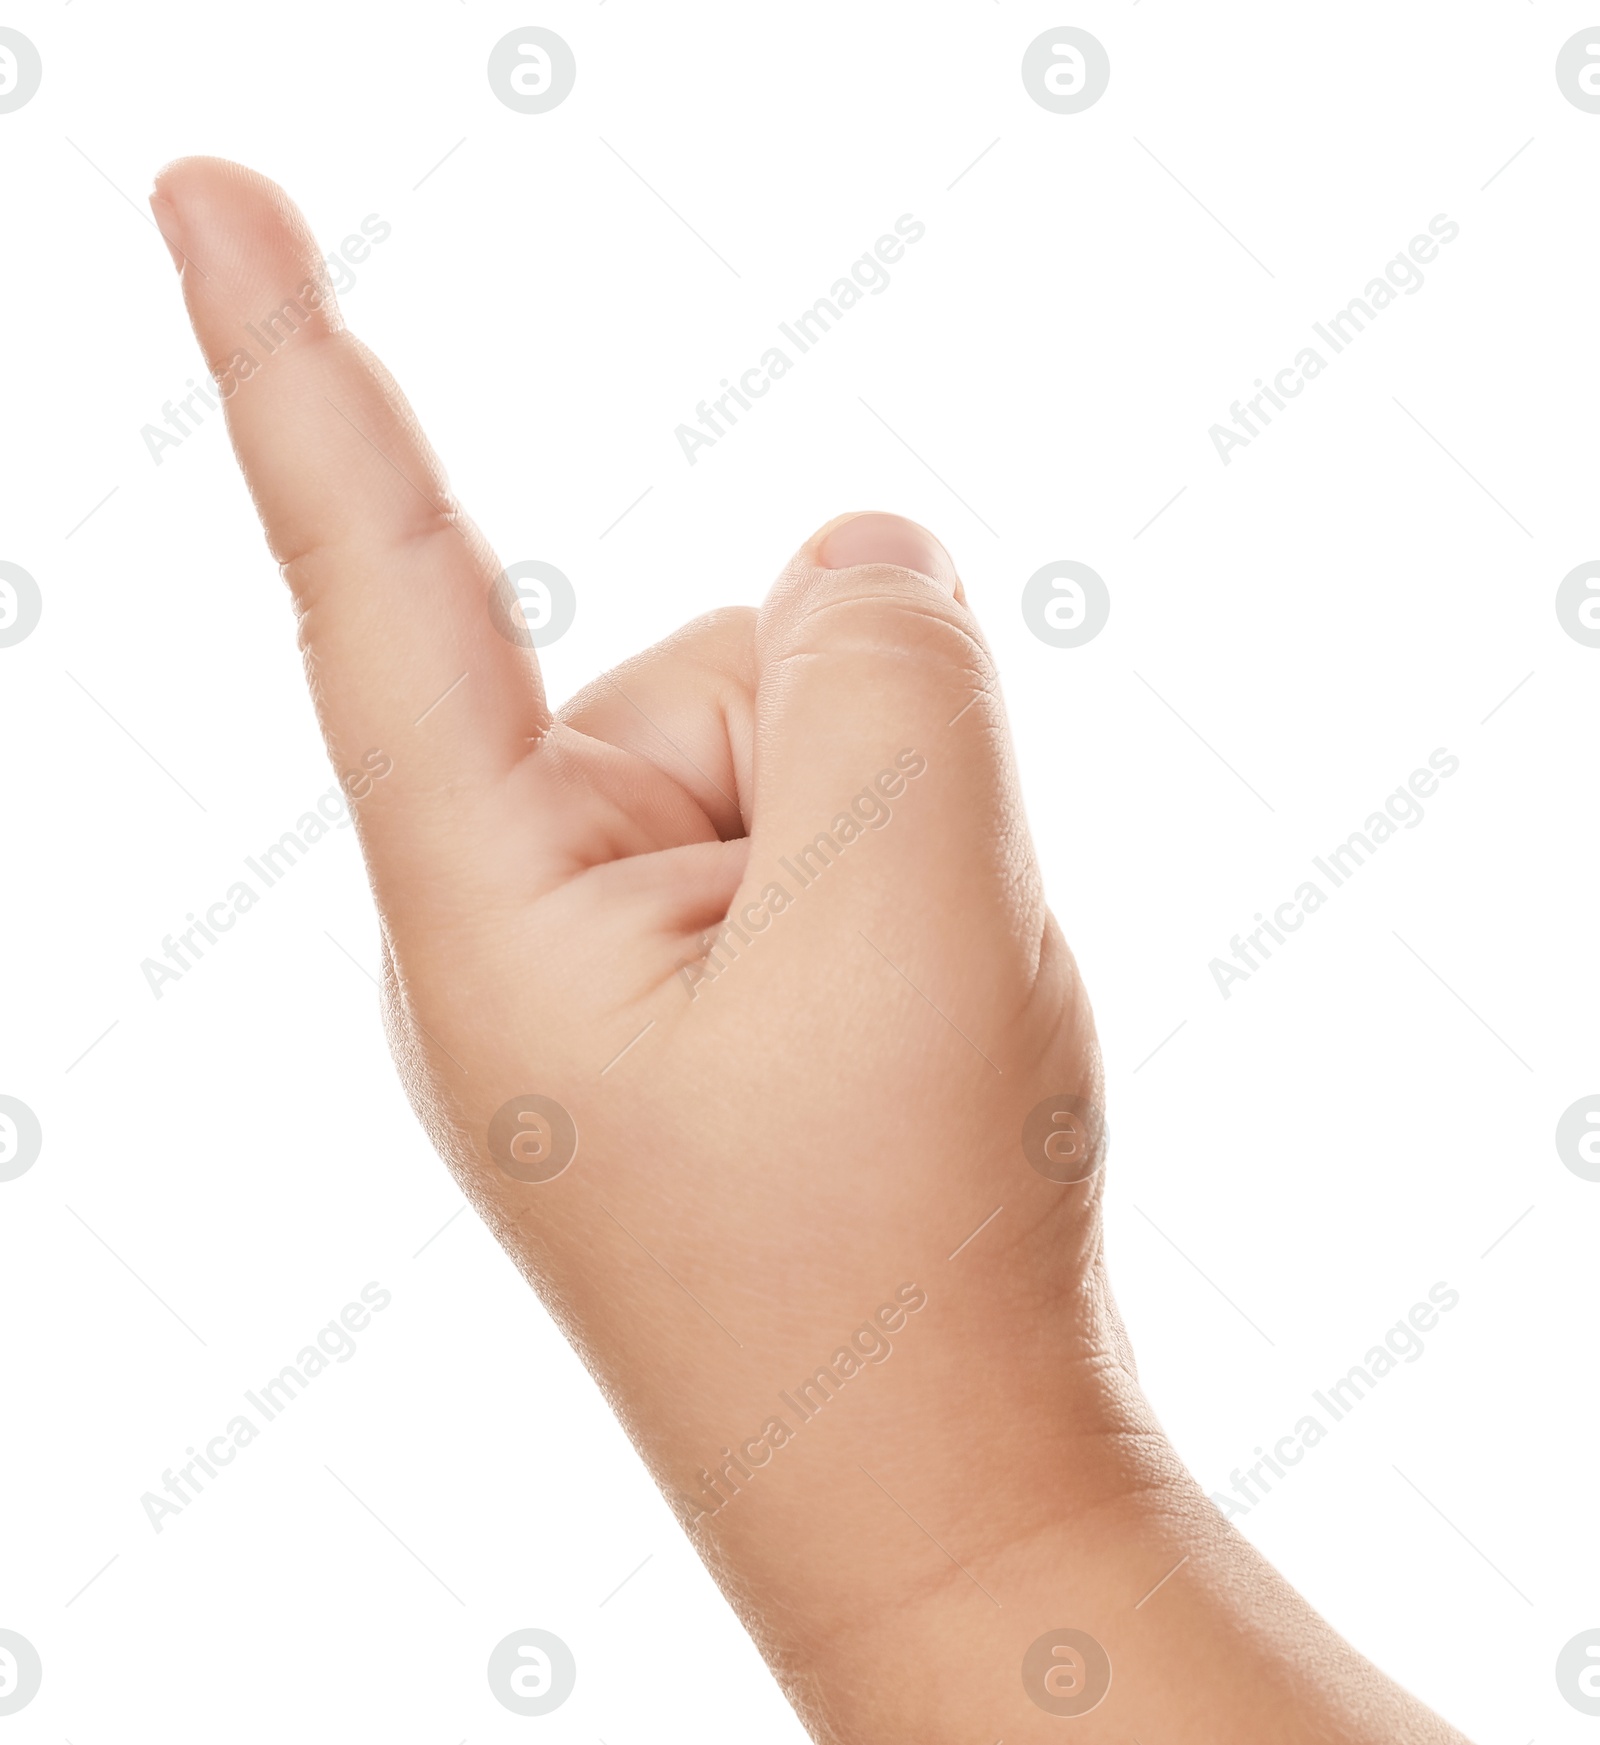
151, 157, 1474, 1744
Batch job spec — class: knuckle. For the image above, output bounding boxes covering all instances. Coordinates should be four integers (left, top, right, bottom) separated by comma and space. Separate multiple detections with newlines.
775, 577, 989, 676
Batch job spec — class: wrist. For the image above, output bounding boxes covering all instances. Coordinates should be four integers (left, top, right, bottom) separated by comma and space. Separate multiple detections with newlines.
678, 1270, 1467, 1745
681, 1261, 1180, 1733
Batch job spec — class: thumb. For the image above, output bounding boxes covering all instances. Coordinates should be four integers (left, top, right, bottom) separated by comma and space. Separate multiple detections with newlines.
748, 512, 1046, 979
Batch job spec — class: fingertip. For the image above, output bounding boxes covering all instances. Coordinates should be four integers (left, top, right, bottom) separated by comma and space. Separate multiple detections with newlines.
812, 511, 963, 600
151, 157, 281, 255
148, 157, 343, 342
148, 157, 237, 278
151, 154, 241, 199
152, 154, 288, 217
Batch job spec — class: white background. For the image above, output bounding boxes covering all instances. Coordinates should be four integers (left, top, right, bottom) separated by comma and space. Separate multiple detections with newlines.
2, 2, 1596, 1739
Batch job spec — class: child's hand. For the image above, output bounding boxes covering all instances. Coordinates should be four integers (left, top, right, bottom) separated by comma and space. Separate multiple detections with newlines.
152, 155, 1471, 1745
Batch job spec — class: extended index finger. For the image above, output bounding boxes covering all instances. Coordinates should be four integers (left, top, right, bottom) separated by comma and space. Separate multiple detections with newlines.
151, 156, 551, 885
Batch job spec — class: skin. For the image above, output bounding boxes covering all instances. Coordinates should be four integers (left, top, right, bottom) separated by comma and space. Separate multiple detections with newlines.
150, 156, 1475, 1744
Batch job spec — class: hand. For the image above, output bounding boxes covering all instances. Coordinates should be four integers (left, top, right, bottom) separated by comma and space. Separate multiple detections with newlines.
152, 155, 1472, 1744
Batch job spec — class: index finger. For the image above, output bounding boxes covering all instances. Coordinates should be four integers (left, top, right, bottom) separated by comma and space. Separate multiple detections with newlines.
151, 156, 551, 887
